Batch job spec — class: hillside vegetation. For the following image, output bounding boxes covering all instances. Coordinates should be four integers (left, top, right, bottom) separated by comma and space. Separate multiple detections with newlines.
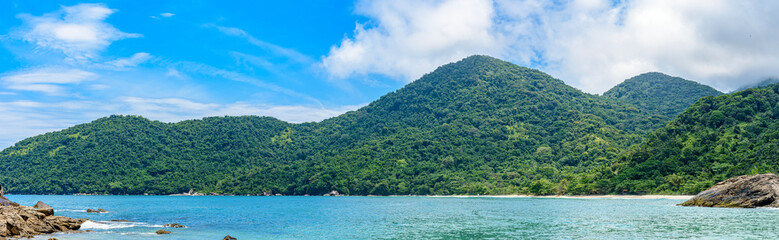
0, 55, 727, 195
603, 72, 722, 118
600, 84, 779, 194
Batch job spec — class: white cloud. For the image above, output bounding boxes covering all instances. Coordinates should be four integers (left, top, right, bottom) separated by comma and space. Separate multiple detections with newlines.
206, 24, 313, 64
160, 13, 175, 18
120, 97, 362, 123
0, 97, 363, 149
166, 68, 183, 78
174, 61, 322, 105
15, 3, 141, 61
1, 68, 97, 95
513, 0, 779, 92
106, 52, 152, 69
324, 0, 779, 92
0, 100, 112, 149
323, 0, 501, 81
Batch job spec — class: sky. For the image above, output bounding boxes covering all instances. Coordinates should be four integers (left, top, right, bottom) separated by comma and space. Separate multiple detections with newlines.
0, 0, 778, 148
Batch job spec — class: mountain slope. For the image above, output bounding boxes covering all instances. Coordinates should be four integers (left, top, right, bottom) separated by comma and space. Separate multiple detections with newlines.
0, 115, 296, 194
603, 72, 723, 118
600, 84, 779, 194
285, 56, 664, 195
0, 55, 691, 195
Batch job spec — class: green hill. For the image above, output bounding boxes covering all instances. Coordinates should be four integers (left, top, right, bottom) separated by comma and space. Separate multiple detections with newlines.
600, 84, 779, 194
603, 72, 722, 118
0, 56, 695, 195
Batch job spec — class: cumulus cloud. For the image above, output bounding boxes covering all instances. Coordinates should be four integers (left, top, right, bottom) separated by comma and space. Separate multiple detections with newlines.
1, 68, 97, 95
323, 0, 502, 81
15, 3, 141, 61
519, 0, 779, 92
324, 0, 779, 92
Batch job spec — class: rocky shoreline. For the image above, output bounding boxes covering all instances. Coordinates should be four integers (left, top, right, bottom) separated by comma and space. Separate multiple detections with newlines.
0, 184, 87, 238
680, 173, 779, 208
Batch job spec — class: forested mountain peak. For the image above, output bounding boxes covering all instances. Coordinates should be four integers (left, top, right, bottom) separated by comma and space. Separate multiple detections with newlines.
0, 55, 679, 195
603, 72, 723, 118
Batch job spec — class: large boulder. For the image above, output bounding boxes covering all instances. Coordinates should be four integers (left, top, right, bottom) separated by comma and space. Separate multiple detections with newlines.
33, 201, 54, 216
679, 173, 779, 208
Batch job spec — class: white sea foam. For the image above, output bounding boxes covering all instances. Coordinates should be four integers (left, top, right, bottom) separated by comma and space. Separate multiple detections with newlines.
80, 220, 163, 230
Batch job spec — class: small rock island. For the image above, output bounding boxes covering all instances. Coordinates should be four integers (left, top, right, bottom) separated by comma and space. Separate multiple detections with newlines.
0, 184, 87, 237
680, 173, 779, 208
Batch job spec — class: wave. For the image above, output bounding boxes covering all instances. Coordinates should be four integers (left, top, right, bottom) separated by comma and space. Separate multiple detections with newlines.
80, 220, 164, 230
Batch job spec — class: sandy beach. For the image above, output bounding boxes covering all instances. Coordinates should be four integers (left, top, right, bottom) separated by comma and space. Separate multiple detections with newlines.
424, 195, 694, 200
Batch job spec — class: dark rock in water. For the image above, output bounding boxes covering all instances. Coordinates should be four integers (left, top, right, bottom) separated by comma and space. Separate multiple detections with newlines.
156, 229, 172, 234
323, 190, 343, 196
33, 201, 54, 216
163, 223, 186, 228
110, 219, 135, 222
223, 235, 237, 240
86, 208, 107, 213
679, 173, 779, 208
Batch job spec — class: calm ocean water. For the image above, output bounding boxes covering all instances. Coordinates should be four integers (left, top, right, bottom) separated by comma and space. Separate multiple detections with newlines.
6, 195, 778, 239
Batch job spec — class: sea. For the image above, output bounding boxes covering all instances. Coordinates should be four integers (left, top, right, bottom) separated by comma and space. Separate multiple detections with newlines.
7, 195, 778, 239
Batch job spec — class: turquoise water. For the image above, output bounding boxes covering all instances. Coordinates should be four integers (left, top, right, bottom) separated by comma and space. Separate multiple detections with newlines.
7, 195, 778, 239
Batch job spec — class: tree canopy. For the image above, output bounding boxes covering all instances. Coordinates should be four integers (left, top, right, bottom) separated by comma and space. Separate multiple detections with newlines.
0, 55, 731, 195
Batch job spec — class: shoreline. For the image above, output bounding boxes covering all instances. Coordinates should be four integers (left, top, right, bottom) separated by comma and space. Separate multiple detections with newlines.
7, 193, 694, 200
420, 195, 693, 200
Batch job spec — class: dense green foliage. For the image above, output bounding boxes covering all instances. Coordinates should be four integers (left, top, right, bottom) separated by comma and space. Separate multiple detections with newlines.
598, 84, 779, 194
0, 55, 711, 195
603, 72, 722, 118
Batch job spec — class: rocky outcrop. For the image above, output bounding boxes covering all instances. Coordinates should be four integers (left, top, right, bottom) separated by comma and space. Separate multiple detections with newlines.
110, 219, 135, 222
86, 208, 107, 213
156, 229, 172, 234
33, 201, 54, 216
0, 184, 87, 237
223, 235, 237, 240
163, 223, 186, 228
680, 173, 779, 208
323, 190, 343, 196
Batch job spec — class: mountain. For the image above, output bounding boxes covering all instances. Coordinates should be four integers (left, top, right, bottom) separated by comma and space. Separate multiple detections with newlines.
603, 72, 723, 118
600, 84, 779, 194
0, 56, 696, 195
733, 77, 779, 92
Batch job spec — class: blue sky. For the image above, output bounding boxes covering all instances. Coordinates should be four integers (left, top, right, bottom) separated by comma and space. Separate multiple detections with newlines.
1, 0, 778, 148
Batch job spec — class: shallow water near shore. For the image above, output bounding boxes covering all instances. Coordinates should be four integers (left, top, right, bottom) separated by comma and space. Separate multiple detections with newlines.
7, 195, 778, 239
